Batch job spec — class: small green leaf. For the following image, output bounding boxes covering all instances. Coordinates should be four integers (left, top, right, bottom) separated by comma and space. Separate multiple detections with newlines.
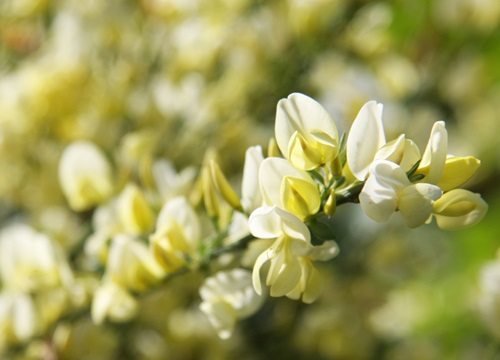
406, 160, 421, 177
308, 169, 325, 185
409, 173, 425, 182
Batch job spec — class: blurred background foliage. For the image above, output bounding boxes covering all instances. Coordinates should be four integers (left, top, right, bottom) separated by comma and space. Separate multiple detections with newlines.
0, 0, 499, 358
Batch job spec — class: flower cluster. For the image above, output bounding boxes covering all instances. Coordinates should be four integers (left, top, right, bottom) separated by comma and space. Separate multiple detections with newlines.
51, 92, 487, 341
0, 92, 490, 358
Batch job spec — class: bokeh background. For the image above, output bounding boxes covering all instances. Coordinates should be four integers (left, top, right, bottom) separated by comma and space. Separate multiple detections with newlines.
1, 0, 499, 359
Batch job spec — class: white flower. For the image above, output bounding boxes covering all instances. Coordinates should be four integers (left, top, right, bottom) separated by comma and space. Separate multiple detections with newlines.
58, 141, 114, 211
199, 269, 263, 339
248, 206, 337, 302
359, 160, 442, 228
275, 93, 339, 170
259, 157, 320, 220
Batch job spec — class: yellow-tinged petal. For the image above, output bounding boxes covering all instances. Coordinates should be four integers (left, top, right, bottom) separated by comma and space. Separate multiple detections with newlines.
118, 184, 154, 235
209, 160, 242, 211
437, 156, 481, 191
275, 93, 338, 163
418, 121, 448, 184
201, 165, 219, 218
269, 256, 302, 297
287, 130, 338, 170
150, 237, 185, 272
288, 131, 323, 170
433, 189, 488, 230
107, 235, 164, 292
302, 264, 323, 304
259, 157, 319, 212
281, 176, 320, 220
323, 190, 336, 216
267, 137, 282, 158
252, 250, 271, 295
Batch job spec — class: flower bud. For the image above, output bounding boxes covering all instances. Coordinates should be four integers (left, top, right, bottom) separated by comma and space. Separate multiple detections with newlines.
117, 184, 154, 235
432, 189, 488, 230
209, 160, 242, 212
201, 165, 219, 219
323, 190, 336, 216
281, 176, 321, 220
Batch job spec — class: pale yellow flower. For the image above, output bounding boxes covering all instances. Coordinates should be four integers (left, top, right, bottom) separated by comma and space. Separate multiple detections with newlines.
432, 189, 488, 230
249, 206, 337, 302
150, 197, 201, 272
275, 93, 339, 171
105, 235, 164, 292
58, 141, 113, 211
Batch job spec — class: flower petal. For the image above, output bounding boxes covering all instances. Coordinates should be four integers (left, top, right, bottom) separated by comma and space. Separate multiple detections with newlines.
269, 256, 302, 297
418, 121, 448, 184
398, 183, 442, 228
259, 157, 316, 208
347, 101, 386, 180
437, 156, 481, 192
433, 189, 488, 230
252, 249, 271, 295
241, 146, 264, 213
359, 160, 408, 222
275, 93, 337, 158
248, 206, 284, 239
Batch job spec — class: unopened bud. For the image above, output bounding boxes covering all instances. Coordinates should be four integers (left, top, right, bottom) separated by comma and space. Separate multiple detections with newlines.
209, 160, 242, 211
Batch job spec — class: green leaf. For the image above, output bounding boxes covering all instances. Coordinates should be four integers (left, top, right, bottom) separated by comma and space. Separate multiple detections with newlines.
406, 160, 421, 177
